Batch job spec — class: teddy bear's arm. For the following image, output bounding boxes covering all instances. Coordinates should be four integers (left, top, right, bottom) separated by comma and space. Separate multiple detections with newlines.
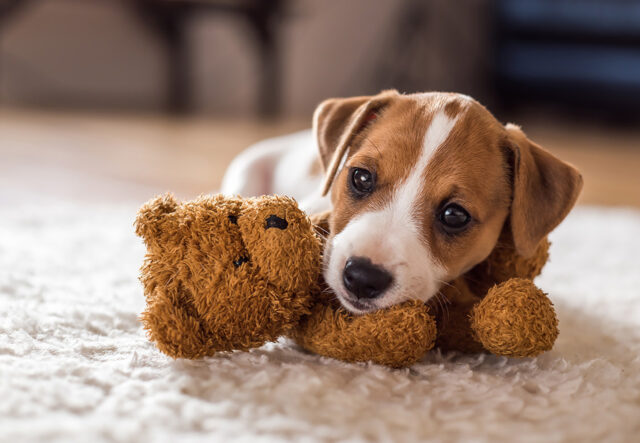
432, 275, 558, 357
470, 278, 558, 357
291, 300, 437, 368
141, 289, 218, 359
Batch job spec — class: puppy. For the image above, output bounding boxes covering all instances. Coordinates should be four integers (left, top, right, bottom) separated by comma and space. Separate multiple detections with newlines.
222, 90, 583, 314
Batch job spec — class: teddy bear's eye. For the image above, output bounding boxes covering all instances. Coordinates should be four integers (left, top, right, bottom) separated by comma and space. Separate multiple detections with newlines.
228, 215, 238, 225
233, 256, 249, 267
265, 215, 288, 230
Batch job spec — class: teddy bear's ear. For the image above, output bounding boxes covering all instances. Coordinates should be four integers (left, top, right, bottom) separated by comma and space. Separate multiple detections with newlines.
135, 193, 179, 243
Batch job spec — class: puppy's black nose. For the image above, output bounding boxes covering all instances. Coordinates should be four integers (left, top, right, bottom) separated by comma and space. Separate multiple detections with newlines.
342, 257, 393, 299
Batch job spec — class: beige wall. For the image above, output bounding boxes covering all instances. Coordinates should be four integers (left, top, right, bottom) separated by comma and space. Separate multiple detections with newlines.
0, 0, 489, 116
1, 1, 166, 109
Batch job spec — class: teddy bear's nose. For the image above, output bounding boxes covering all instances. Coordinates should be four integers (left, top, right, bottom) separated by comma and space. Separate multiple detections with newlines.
265, 215, 288, 230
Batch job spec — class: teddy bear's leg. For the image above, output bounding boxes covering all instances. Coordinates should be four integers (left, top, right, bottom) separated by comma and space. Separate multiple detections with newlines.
141, 289, 216, 359
470, 278, 558, 357
292, 301, 437, 368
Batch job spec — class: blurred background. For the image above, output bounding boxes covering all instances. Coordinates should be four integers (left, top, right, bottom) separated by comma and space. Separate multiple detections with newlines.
1, 0, 639, 206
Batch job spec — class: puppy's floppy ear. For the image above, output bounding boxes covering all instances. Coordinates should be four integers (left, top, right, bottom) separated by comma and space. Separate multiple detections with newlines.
504, 124, 583, 257
313, 89, 398, 196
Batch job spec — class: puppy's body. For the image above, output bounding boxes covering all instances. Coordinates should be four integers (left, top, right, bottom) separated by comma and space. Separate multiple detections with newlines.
222, 91, 582, 314
222, 130, 330, 215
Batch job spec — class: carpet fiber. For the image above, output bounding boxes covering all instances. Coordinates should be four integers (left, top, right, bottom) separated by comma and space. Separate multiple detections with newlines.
1, 203, 639, 442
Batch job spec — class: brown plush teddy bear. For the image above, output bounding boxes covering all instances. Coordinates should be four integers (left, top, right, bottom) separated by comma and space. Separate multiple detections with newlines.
135, 193, 557, 368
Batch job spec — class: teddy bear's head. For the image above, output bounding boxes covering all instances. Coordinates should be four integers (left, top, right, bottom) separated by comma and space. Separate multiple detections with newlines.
135, 194, 322, 352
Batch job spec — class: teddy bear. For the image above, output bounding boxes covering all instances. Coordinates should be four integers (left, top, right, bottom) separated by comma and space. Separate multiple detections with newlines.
135, 193, 557, 368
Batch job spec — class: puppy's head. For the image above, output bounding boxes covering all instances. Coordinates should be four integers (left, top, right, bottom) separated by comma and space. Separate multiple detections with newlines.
316, 90, 582, 314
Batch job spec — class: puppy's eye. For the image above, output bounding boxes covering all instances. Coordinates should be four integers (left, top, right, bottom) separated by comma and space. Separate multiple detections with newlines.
439, 203, 471, 233
350, 168, 375, 195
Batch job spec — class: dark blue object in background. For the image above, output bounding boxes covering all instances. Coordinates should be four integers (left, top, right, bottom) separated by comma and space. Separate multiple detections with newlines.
495, 0, 640, 116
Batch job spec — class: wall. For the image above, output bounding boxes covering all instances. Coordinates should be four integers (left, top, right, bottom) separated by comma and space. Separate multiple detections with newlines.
0, 0, 490, 116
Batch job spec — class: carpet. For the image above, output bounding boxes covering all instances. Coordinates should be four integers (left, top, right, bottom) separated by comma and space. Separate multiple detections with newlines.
1, 202, 639, 442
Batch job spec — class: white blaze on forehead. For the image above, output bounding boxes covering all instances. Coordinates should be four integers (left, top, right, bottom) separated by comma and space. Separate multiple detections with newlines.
393, 109, 461, 233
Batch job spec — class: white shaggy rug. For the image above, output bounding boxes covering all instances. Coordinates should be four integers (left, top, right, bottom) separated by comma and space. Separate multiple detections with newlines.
1, 202, 639, 443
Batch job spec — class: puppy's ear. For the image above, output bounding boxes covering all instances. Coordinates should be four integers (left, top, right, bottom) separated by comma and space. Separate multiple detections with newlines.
504, 124, 583, 257
313, 89, 398, 195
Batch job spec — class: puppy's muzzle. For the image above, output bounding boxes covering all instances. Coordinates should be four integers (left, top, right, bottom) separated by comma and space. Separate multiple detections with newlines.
342, 256, 393, 300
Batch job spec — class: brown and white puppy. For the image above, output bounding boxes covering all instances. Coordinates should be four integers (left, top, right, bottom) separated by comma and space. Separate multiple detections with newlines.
221, 90, 583, 314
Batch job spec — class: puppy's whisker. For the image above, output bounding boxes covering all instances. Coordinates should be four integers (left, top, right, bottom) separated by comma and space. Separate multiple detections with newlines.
434, 287, 452, 305
438, 292, 451, 320
436, 279, 455, 290
320, 285, 332, 292
434, 292, 447, 319
435, 278, 462, 297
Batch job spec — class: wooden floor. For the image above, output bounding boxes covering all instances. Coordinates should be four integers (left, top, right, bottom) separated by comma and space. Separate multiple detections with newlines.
1, 107, 639, 207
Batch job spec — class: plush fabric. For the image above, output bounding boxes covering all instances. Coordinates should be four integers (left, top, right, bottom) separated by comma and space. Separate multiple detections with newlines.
293, 299, 437, 367
136, 194, 320, 358
1, 203, 639, 442
471, 278, 558, 356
